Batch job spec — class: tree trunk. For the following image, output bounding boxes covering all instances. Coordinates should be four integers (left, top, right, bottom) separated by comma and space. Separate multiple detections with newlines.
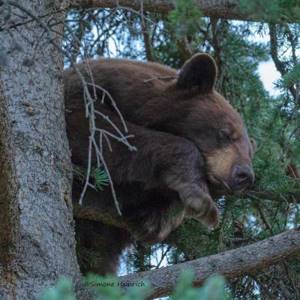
0, 1, 81, 299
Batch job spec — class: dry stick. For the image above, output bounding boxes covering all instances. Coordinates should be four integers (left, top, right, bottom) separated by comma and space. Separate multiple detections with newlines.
71, 58, 127, 212
118, 228, 300, 299
92, 138, 122, 215
94, 110, 136, 150
102, 132, 113, 151
76, 74, 125, 213
3, 3, 133, 213
72, 70, 98, 207
75, 58, 137, 213
96, 128, 135, 144
155, 245, 172, 269
62, 24, 137, 213
80, 135, 93, 206
87, 82, 129, 133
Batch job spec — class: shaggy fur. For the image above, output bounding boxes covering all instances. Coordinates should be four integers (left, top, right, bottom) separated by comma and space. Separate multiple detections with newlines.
64, 54, 255, 274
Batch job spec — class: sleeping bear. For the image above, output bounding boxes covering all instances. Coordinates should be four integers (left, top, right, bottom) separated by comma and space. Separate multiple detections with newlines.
64, 54, 255, 274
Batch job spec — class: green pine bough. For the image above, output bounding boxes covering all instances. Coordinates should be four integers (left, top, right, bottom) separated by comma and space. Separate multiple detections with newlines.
41, 272, 229, 300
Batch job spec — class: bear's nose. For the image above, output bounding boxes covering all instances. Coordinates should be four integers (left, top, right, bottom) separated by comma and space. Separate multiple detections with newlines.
232, 165, 254, 190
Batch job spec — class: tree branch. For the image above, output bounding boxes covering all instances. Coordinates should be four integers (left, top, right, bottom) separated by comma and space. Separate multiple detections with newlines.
69, 0, 299, 23
74, 204, 127, 229
268, 23, 297, 100
118, 228, 300, 299
245, 190, 300, 204
70, 0, 239, 17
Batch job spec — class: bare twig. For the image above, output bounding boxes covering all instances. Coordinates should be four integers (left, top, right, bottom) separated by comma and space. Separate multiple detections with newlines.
4, 1, 135, 215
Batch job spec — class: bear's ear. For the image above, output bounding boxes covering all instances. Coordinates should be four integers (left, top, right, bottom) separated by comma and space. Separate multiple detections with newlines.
176, 53, 217, 93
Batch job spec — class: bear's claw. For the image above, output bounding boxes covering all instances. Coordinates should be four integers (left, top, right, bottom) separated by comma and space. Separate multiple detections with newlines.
179, 185, 219, 229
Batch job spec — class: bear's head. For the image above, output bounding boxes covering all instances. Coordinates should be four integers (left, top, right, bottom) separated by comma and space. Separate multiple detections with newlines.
165, 54, 256, 194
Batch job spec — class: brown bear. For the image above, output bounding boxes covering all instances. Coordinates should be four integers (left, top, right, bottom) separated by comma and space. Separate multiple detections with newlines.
64, 54, 255, 274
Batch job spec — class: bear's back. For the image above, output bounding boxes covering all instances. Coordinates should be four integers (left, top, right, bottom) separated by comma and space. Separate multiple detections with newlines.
64, 58, 177, 117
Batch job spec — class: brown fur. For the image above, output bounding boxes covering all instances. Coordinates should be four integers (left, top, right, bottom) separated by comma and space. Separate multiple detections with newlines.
64, 54, 255, 274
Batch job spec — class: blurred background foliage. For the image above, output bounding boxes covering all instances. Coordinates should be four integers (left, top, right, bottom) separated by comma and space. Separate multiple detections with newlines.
64, 1, 300, 299
41, 272, 228, 300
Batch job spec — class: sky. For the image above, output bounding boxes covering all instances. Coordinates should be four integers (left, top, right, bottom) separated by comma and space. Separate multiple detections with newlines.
258, 60, 281, 96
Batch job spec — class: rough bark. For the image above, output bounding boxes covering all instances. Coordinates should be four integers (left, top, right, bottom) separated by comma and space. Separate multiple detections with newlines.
118, 228, 300, 299
0, 1, 82, 299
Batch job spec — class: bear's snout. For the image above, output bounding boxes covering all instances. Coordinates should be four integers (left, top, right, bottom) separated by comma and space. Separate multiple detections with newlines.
231, 164, 254, 191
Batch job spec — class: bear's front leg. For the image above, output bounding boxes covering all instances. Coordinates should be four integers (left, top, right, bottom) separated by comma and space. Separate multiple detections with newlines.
92, 107, 219, 229
162, 156, 219, 229
123, 190, 186, 243
127, 124, 219, 228
178, 184, 219, 228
